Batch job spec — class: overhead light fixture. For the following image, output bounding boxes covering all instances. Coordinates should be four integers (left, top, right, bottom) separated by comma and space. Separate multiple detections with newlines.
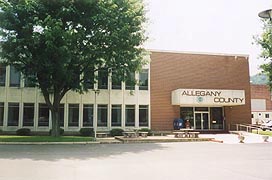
258, 9, 272, 20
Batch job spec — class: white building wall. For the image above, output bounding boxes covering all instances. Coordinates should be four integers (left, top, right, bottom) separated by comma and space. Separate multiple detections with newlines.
251, 99, 270, 124
251, 111, 272, 124
0, 62, 150, 133
251, 99, 266, 111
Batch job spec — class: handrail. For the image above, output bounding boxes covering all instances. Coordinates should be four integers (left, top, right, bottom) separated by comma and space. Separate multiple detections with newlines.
232, 124, 261, 134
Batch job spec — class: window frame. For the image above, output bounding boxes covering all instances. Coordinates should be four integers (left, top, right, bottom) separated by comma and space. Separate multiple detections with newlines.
139, 105, 149, 127
68, 104, 79, 127
139, 69, 149, 90
0, 102, 4, 126
83, 104, 94, 127
9, 66, 21, 87
125, 105, 135, 126
111, 104, 122, 127
23, 103, 34, 126
59, 104, 65, 127
38, 103, 49, 127
97, 104, 108, 127
0, 64, 6, 86
8, 102, 19, 126
98, 70, 108, 90
111, 72, 122, 90
125, 72, 135, 90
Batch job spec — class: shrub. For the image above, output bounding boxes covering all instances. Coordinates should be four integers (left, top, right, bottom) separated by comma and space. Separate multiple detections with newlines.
16, 128, 31, 136
79, 128, 94, 137
139, 128, 152, 136
110, 128, 124, 136
49, 128, 64, 136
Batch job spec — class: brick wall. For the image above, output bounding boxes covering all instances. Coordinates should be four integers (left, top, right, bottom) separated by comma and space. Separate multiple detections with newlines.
251, 84, 272, 110
150, 51, 251, 131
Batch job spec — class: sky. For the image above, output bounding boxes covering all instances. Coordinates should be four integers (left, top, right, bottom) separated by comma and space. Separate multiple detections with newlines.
144, 0, 272, 76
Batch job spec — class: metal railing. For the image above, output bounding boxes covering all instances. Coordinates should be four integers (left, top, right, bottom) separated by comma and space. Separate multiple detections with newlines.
230, 124, 261, 134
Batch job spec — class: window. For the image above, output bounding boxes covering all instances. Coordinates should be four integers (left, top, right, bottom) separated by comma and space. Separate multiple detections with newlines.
24, 75, 36, 87
0, 64, 6, 86
68, 104, 79, 127
98, 105, 107, 127
10, 66, 21, 87
180, 107, 194, 128
0, 102, 4, 126
251, 114, 254, 118
139, 105, 148, 126
125, 105, 135, 126
98, 70, 108, 89
210, 107, 223, 129
111, 72, 122, 90
85, 73, 94, 89
59, 104, 64, 127
23, 103, 34, 126
111, 105, 121, 126
83, 104, 93, 127
86, 79, 94, 89
265, 114, 269, 118
125, 72, 135, 90
139, 69, 148, 90
8, 103, 19, 126
38, 103, 49, 126
195, 107, 209, 111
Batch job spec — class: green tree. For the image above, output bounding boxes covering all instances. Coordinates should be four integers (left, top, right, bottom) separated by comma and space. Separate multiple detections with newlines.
0, 0, 147, 136
255, 19, 272, 88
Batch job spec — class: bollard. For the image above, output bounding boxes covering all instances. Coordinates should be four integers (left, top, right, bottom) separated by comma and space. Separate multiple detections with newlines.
238, 133, 245, 143
262, 135, 269, 142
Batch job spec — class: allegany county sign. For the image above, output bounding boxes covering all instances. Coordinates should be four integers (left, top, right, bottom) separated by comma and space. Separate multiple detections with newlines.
171, 89, 245, 106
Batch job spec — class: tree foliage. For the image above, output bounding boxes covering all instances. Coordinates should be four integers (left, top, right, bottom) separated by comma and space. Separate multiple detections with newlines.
250, 73, 268, 85
255, 19, 272, 88
0, 0, 147, 136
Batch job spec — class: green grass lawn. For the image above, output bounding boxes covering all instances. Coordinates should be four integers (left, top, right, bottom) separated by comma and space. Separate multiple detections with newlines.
0, 136, 95, 142
252, 130, 272, 136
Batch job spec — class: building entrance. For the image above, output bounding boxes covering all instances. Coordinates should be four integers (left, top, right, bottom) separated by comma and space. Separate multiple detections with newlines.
195, 112, 209, 129
180, 107, 224, 130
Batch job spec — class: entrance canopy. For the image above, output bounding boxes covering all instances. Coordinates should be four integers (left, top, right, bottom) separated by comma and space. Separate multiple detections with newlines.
172, 89, 245, 106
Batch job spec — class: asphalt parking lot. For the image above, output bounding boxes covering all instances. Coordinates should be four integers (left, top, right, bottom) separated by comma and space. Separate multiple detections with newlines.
0, 142, 271, 180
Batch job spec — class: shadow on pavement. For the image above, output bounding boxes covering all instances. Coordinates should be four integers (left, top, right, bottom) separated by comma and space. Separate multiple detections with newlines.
0, 143, 167, 162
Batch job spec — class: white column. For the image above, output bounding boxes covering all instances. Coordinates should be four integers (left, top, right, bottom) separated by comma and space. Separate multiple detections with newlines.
18, 102, 23, 128
79, 96, 83, 129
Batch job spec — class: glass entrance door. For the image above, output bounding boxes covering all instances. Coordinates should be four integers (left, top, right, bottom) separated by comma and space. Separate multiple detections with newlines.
194, 112, 209, 129
195, 113, 201, 129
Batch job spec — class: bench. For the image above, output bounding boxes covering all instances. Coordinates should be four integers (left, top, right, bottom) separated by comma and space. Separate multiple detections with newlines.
138, 132, 148, 138
96, 132, 108, 138
173, 132, 185, 138
188, 132, 200, 138
123, 131, 137, 138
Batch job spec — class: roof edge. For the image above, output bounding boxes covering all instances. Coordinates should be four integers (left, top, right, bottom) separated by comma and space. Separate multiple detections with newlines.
147, 49, 249, 58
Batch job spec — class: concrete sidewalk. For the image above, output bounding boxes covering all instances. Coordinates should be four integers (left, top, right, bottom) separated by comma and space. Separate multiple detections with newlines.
200, 132, 271, 144
99, 132, 271, 144
0, 132, 270, 145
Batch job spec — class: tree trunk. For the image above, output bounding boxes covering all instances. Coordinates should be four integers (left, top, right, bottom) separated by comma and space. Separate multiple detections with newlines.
40, 86, 67, 137
51, 109, 61, 137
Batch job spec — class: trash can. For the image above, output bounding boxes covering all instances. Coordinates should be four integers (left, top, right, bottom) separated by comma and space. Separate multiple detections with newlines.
173, 118, 184, 130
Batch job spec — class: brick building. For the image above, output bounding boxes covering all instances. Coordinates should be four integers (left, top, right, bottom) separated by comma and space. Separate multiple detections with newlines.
251, 84, 272, 124
150, 50, 251, 131
0, 50, 251, 133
